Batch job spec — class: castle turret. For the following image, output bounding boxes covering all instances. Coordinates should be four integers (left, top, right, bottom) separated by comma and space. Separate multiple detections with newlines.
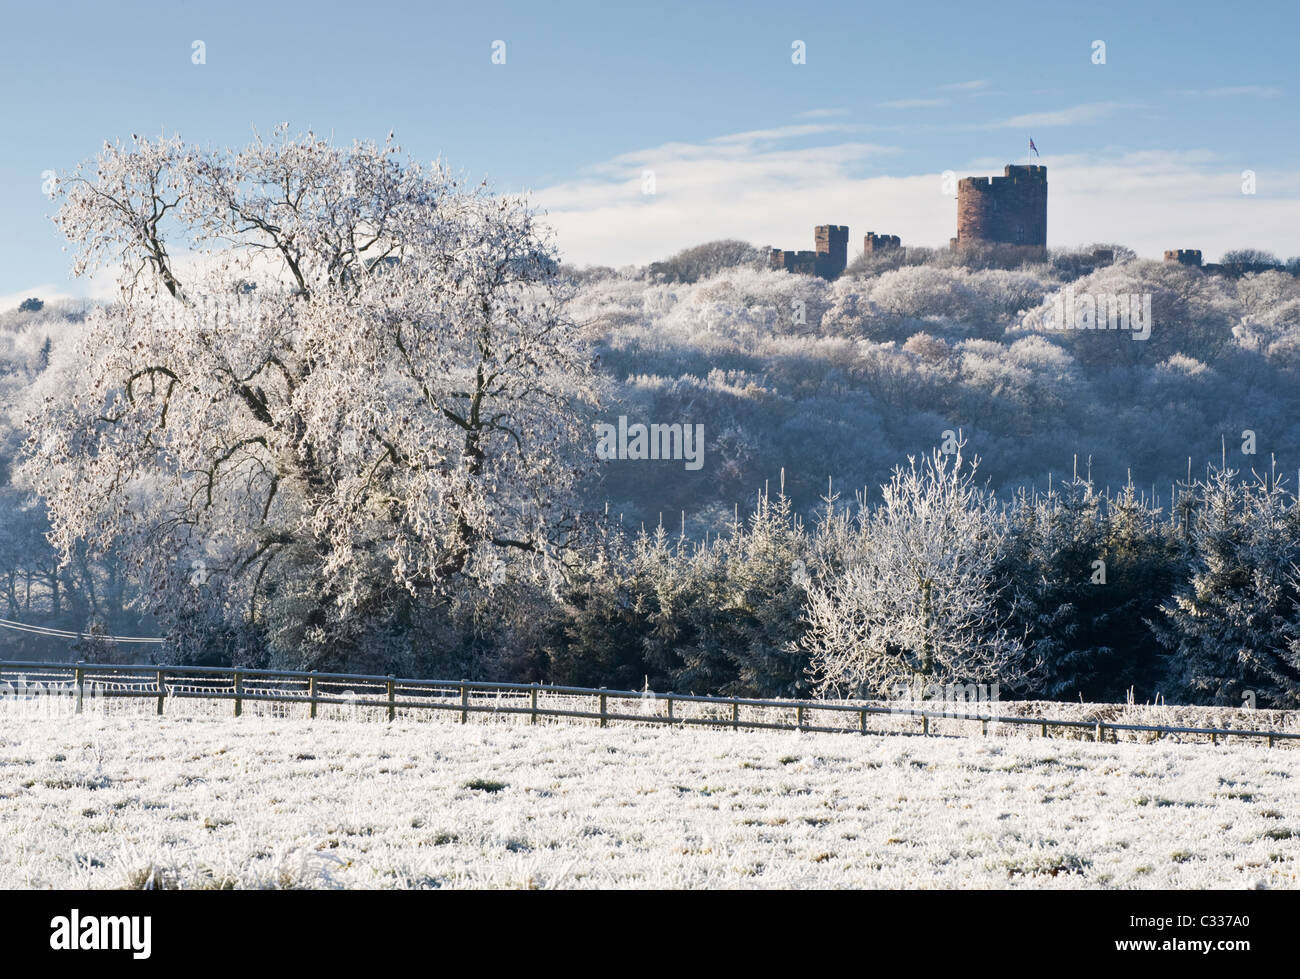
864, 232, 901, 253
814, 225, 848, 280
956, 164, 1047, 248
1164, 249, 1202, 267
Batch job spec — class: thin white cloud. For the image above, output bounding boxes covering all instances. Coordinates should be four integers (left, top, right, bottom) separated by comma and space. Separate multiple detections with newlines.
941, 80, 991, 91
877, 98, 950, 109
798, 108, 851, 119
532, 134, 903, 267
708, 122, 881, 145
1040, 151, 1300, 263
991, 101, 1141, 128
1167, 85, 1282, 98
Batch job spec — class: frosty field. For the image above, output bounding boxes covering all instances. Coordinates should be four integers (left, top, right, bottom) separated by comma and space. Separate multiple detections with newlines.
1, 711, 1298, 889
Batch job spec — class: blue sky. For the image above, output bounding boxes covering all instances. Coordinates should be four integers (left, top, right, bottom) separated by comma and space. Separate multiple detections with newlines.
1, 0, 1297, 304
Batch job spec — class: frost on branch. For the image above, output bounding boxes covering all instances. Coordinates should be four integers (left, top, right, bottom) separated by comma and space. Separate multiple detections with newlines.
23, 127, 599, 670
801, 445, 1031, 699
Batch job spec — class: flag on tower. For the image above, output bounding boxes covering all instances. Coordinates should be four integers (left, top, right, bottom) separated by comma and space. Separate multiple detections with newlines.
1029, 137, 1039, 157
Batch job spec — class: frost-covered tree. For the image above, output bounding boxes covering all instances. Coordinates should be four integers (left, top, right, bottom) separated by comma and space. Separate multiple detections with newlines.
0, 307, 148, 656
647, 239, 765, 284
715, 484, 814, 696
801, 446, 1030, 699
1002, 477, 1178, 701
1220, 249, 1281, 275
1156, 464, 1300, 707
22, 128, 598, 670
542, 521, 655, 690
638, 481, 813, 697
543, 481, 813, 698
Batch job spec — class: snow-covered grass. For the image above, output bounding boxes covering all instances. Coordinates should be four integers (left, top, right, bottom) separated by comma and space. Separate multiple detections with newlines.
2, 708, 1298, 889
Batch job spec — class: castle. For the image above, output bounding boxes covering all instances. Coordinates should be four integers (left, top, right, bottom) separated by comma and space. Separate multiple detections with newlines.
769, 164, 1048, 281
765, 161, 1281, 280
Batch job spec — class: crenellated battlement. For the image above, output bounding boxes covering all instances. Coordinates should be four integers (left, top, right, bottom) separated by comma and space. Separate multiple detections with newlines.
1164, 249, 1203, 266
815, 225, 849, 247
864, 232, 901, 253
1003, 164, 1048, 182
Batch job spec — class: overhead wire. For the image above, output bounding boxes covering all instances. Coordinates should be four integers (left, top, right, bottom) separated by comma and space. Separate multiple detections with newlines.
0, 616, 164, 644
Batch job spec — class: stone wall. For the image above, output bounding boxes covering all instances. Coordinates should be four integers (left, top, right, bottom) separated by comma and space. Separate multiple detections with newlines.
864, 232, 901, 253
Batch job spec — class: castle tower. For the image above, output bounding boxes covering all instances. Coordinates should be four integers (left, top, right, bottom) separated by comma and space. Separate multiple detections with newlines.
1164, 249, 1202, 267
864, 232, 901, 253
814, 225, 848, 280
956, 165, 1047, 248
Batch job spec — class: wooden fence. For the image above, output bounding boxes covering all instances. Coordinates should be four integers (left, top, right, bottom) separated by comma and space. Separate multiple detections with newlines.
1, 660, 1298, 748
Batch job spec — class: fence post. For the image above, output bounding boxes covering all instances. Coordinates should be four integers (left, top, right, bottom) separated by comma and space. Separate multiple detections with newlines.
309, 673, 317, 720
599, 687, 608, 728
859, 709, 866, 735
74, 664, 84, 715
1211, 731, 1217, 746
731, 699, 739, 730
234, 671, 242, 717
796, 706, 804, 731
156, 670, 166, 716
922, 715, 929, 737
981, 719, 988, 738
1040, 722, 1047, 738
530, 683, 538, 725
460, 681, 468, 724
666, 693, 674, 723
1095, 721, 1103, 743
387, 676, 396, 722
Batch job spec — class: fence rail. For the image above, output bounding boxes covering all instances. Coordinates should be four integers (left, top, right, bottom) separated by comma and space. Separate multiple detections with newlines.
2, 660, 1298, 748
